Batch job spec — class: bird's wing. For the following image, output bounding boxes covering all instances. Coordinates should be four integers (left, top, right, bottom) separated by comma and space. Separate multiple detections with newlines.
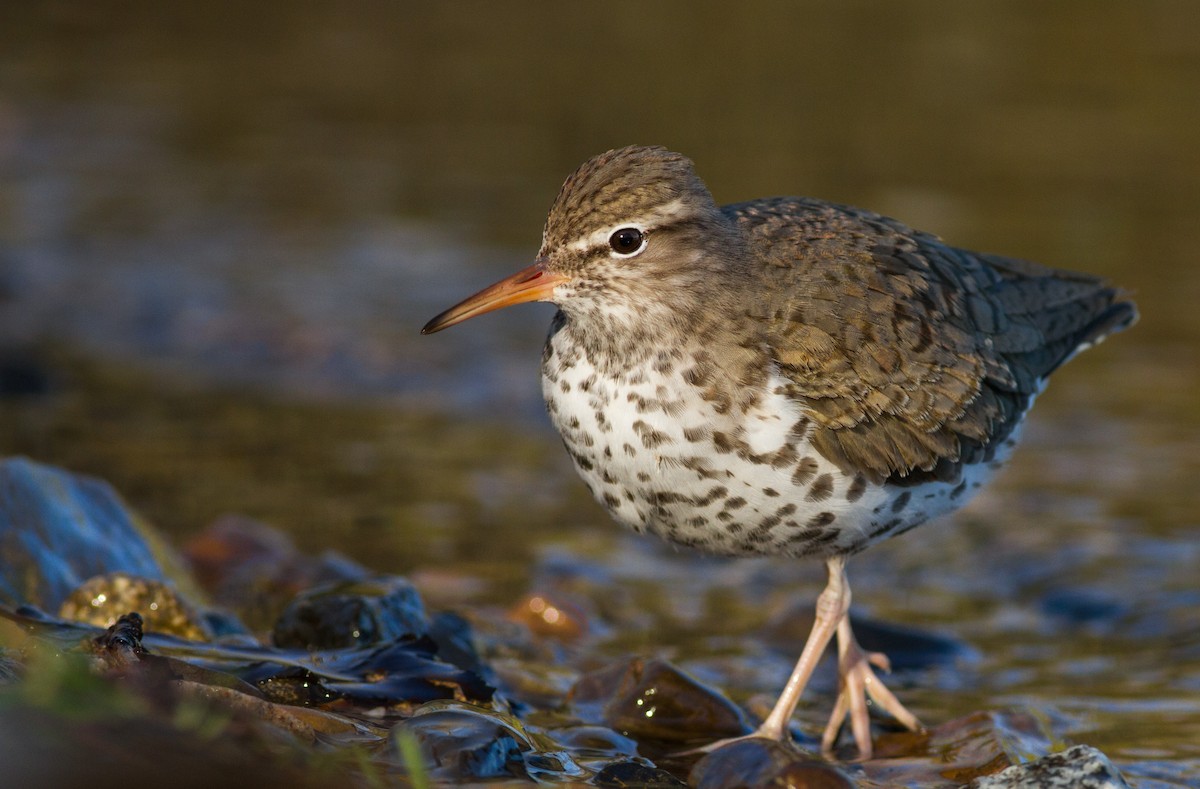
724, 197, 1135, 485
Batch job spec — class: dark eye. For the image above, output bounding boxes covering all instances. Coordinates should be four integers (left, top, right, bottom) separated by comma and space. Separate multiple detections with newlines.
608, 227, 646, 256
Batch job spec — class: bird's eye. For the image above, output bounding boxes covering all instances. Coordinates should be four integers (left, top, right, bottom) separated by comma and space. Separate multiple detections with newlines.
608, 227, 646, 257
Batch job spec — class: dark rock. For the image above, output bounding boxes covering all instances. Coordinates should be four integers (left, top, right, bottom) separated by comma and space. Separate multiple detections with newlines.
90, 612, 147, 671
319, 636, 495, 707
271, 575, 427, 650
183, 514, 369, 632
595, 759, 689, 788
856, 709, 1056, 784
570, 657, 751, 745
689, 738, 853, 789
396, 703, 531, 781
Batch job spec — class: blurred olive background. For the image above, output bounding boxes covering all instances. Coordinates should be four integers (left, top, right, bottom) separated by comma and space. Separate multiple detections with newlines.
1, 2, 1198, 780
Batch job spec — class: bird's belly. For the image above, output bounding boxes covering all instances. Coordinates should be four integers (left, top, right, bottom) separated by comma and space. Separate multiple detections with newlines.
541, 343, 1013, 558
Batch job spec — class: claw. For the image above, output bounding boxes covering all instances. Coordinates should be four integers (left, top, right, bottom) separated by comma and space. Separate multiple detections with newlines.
820, 614, 923, 759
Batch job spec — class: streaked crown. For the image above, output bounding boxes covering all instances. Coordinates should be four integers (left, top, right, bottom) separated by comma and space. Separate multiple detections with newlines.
539, 146, 723, 261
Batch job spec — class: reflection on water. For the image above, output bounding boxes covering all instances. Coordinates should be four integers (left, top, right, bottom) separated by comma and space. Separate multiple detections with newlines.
2, 1, 1198, 782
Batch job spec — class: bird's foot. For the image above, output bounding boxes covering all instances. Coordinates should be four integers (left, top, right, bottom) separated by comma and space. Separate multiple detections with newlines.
820, 624, 923, 761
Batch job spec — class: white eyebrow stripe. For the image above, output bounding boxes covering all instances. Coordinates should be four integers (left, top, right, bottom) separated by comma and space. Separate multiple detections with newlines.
565, 198, 692, 253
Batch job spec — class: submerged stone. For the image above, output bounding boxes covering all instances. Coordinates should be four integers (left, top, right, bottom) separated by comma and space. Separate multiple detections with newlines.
183, 514, 369, 633
690, 738, 853, 789
570, 657, 751, 745
856, 708, 1057, 785
271, 575, 427, 650
595, 759, 689, 788
396, 702, 533, 781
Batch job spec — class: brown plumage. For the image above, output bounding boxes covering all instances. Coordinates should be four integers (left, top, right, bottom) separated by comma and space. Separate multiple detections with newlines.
727, 196, 1136, 484
423, 145, 1137, 760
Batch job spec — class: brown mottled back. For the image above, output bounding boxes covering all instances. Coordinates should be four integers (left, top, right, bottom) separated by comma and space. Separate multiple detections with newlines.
727, 197, 1137, 485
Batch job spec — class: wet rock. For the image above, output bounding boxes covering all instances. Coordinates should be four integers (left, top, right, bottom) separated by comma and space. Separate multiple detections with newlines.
690, 738, 854, 789
0, 457, 168, 611
317, 635, 496, 708
60, 572, 213, 641
968, 744, 1131, 789
396, 702, 532, 781
89, 612, 148, 672
271, 575, 427, 650
570, 657, 751, 745
549, 724, 640, 760
856, 709, 1056, 785
425, 611, 494, 684
595, 759, 689, 788
183, 514, 369, 633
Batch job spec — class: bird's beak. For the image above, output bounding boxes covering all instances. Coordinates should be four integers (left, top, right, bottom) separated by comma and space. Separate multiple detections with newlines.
421, 259, 568, 334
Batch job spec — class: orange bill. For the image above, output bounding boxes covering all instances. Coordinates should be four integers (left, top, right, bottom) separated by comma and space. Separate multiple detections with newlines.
421, 260, 568, 334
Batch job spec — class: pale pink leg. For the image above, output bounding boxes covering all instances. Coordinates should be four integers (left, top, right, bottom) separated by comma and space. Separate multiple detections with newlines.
754, 555, 850, 740
682, 556, 850, 754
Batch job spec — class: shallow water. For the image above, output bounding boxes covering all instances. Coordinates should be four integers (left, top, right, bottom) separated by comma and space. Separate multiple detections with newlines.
2, 2, 1199, 785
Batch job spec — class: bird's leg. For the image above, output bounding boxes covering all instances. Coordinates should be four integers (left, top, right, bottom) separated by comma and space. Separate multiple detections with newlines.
678, 556, 849, 756
753, 555, 850, 740
820, 595, 923, 760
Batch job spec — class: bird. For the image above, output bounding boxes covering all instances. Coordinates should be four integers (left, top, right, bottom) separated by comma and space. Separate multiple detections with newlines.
421, 145, 1137, 760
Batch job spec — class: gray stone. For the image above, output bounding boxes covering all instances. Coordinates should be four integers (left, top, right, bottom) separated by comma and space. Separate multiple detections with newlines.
968, 745, 1130, 789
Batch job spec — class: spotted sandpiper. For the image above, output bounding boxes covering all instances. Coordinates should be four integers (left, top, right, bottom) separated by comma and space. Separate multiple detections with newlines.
422, 146, 1136, 759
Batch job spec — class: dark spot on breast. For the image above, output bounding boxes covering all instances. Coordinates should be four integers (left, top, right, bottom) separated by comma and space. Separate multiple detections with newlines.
602, 492, 620, 508
763, 487, 779, 497
890, 491, 912, 513
806, 474, 834, 502
712, 431, 734, 454
776, 503, 797, 517
807, 511, 836, 528
792, 457, 819, 486
682, 363, 714, 386
846, 474, 867, 502
683, 425, 709, 442
769, 444, 799, 469
559, 380, 571, 393
633, 420, 672, 449
636, 471, 650, 483
789, 418, 810, 440
623, 443, 637, 457
724, 497, 747, 510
